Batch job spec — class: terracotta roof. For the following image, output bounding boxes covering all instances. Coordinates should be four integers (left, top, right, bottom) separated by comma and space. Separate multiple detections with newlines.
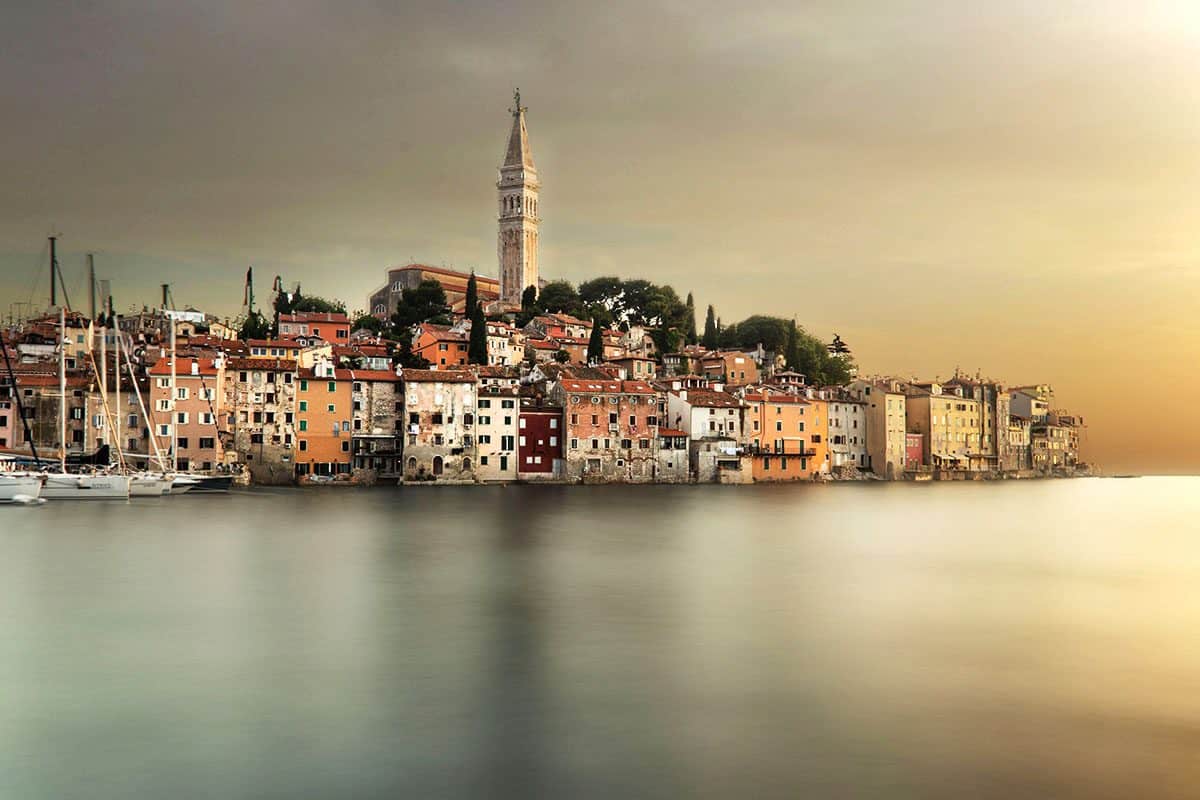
560, 379, 656, 395
279, 312, 350, 324
148, 357, 220, 377
400, 369, 476, 383
676, 389, 742, 408
657, 427, 688, 437
345, 369, 400, 382
225, 357, 297, 371
384, 263, 499, 286
246, 339, 303, 349
744, 393, 810, 405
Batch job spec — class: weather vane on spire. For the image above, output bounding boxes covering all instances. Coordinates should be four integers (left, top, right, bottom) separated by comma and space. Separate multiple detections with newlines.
510, 88, 526, 115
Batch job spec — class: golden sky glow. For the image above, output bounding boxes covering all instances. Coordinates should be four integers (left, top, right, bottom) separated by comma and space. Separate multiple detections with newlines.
2, 1, 1198, 472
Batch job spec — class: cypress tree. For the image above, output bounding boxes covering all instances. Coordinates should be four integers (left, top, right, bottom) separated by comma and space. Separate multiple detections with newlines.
685, 292, 698, 345
468, 302, 488, 365
586, 318, 605, 364
465, 271, 478, 317
786, 319, 801, 372
702, 304, 717, 348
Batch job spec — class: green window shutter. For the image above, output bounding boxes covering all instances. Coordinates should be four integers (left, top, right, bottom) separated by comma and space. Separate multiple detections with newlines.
299, 401, 308, 411
299, 420, 307, 431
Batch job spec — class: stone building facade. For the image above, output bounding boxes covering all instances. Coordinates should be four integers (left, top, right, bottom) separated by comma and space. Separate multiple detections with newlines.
400, 369, 477, 482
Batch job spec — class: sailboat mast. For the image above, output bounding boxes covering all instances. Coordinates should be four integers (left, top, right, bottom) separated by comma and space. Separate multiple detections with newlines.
49, 236, 58, 308
59, 306, 66, 471
170, 313, 177, 472
113, 305, 121, 453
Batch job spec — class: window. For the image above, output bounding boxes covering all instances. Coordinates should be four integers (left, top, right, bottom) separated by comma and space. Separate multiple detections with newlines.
157, 399, 170, 412
200, 413, 214, 425
327, 404, 335, 413
776, 421, 782, 432
501, 400, 514, 409
501, 435, 514, 450
327, 382, 336, 393
176, 412, 188, 424
519, 435, 527, 447
300, 380, 308, 391
177, 437, 189, 449
299, 420, 308, 431
620, 438, 632, 449
299, 440, 307, 451
341, 440, 349, 452
812, 434, 822, 443
480, 456, 489, 466
519, 417, 527, 429
549, 418, 558, 429
570, 438, 579, 449
199, 437, 215, 449
550, 436, 558, 446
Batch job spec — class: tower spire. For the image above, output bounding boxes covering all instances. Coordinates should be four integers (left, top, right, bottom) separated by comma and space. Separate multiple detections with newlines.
497, 89, 540, 307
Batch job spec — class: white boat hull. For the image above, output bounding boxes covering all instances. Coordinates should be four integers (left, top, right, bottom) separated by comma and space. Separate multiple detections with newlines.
0, 475, 43, 503
130, 475, 173, 496
41, 474, 130, 500
169, 476, 200, 495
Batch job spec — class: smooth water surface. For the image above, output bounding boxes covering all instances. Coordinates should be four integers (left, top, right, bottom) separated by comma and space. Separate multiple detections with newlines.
2, 478, 1199, 798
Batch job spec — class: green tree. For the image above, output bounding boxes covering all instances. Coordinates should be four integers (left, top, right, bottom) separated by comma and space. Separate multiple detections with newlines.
553, 349, 570, 363
468, 302, 487, 365
465, 271, 478, 317
785, 320, 801, 372
586, 318, 605, 364
239, 311, 271, 341
685, 292, 697, 344
291, 295, 345, 314
389, 279, 450, 368
702, 305, 717, 348
352, 313, 384, 334
537, 280, 582, 316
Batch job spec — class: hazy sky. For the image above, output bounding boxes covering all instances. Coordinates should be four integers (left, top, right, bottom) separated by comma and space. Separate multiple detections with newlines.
2, 1, 1199, 473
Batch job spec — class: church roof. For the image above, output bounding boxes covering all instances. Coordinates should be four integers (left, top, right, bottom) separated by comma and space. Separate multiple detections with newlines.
503, 93, 536, 170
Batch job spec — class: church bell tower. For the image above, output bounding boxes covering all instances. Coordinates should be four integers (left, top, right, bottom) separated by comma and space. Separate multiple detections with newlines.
497, 89, 539, 307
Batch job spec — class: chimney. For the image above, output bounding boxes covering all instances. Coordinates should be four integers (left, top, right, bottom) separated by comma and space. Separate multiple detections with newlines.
190, 360, 199, 376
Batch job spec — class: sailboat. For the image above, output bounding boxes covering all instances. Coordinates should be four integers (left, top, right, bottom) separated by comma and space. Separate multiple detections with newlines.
36, 245, 129, 500
0, 327, 45, 504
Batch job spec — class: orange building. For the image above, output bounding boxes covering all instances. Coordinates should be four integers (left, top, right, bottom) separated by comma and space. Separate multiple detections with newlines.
412, 324, 469, 368
745, 389, 829, 480
700, 351, 759, 387
295, 366, 353, 478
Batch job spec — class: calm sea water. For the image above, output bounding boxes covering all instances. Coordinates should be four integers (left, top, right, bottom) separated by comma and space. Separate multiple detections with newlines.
1, 478, 1199, 798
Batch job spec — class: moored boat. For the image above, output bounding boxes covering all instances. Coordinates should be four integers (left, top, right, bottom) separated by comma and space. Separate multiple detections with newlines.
0, 473, 44, 504
41, 472, 131, 500
130, 473, 173, 497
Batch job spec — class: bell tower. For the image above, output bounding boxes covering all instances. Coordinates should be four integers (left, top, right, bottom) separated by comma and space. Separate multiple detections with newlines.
497, 89, 539, 306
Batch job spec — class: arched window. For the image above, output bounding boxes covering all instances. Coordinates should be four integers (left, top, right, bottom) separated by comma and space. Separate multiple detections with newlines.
433, 456, 443, 476
462, 457, 471, 473
407, 456, 417, 471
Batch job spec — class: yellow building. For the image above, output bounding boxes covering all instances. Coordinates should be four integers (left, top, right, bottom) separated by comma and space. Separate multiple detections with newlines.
745, 389, 829, 480
904, 383, 981, 470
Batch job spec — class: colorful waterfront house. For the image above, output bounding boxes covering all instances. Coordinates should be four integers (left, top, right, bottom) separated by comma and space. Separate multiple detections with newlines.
399, 368, 478, 482
744, 390, 817, 481
475, 383, 519, 482
347, 368, 402, 480
903, 382, 981, 470
552, 378, 659, 482
666, 386, 751, 483
224, 357, 298, 484
826, 394, 868, 473
295, 362, 353, 478
147, 356, 226, 472
517, 395, 565, 480
412, 324, 469, 369
848, 378, 908, 480
905, 432, 925, 471
655, 427, 690, 483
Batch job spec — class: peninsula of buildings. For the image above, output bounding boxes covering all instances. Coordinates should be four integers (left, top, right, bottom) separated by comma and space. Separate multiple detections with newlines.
1, 92, 1089, 486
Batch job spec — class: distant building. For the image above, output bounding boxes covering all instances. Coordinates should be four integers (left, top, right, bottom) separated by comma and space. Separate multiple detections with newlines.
368, 265, 499, 319
497, 90, 540, 307
278, 312, 350, 343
